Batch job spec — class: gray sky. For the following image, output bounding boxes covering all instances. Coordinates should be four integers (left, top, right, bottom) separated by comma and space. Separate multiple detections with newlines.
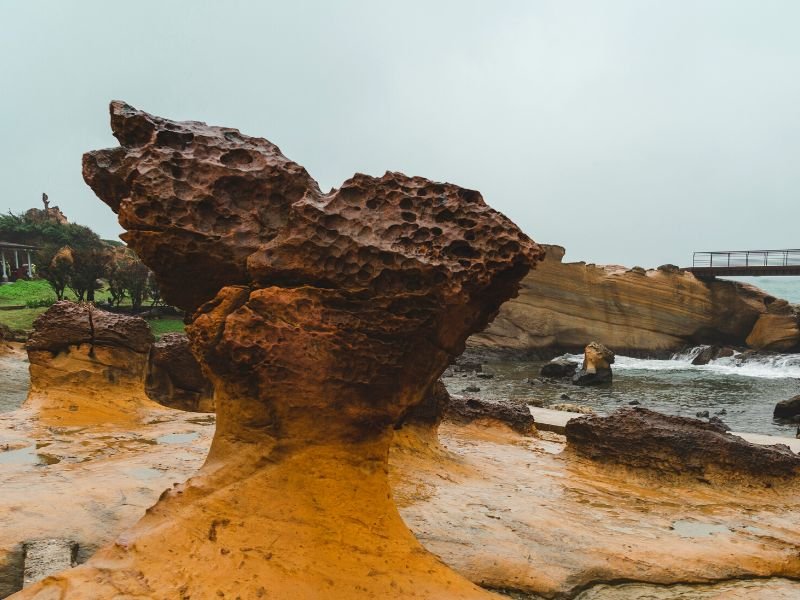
2, 0, 799, 267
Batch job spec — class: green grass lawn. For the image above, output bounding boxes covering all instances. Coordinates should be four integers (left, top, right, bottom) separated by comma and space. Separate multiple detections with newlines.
0, 279, 57, 306
0, 279, 113, 307
0, 307, 49, 331
147, 317, 186, 339
0, 279, 184, 338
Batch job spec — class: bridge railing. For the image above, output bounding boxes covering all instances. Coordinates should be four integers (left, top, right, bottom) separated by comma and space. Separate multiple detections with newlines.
692, 249, 800, 268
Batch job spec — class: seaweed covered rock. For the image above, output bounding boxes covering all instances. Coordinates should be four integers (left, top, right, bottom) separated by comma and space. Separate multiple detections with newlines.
24, 301, 156, 424
565, 408, 800, 481
145, 332, 214, 412
15, 102, 542, 599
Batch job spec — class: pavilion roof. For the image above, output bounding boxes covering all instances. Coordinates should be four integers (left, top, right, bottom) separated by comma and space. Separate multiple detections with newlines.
0, 240, 39, 250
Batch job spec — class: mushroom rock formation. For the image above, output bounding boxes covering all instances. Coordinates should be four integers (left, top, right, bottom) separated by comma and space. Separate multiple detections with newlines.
565, 408, 800, 482
14, 102, 542, 599
24, 300, 158, 424
145, 332, 214, 412
572, 341, 614, 386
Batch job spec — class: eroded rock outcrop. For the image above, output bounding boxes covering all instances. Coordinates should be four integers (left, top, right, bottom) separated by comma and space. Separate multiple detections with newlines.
572, 341, 614, 386
470, 244, 795, 355
14, 102, 541, 599
445, 396, 536, 434
774, 395, 800, 421
24, 301, 158, 424
565, 408, 800, 482
145, 332, 214, 412
746, 300, 800, 352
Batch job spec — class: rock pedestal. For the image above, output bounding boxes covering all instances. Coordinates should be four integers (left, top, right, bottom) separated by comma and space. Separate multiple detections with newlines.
572, 341, 615, 386
24, 301, 157, 424
13, 102, 542, 599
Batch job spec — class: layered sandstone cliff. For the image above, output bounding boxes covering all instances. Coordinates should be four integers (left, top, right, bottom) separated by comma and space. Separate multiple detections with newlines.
471, 245, 800, 355
13, 101, 541, 599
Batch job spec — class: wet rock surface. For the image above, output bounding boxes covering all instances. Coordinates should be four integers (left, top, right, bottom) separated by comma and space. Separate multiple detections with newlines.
393, 422, 800, 598
691, 344, 735, 365
445, 395, 536, 434
572, 341, 614, 386
145, 333, 213, 412
539, 357, 578, 379
15, 101, 542, 599
565, 407, 800, 480
774, 395, 800, 421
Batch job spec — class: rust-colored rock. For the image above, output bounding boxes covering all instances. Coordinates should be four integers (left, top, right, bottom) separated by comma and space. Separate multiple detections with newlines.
145, 332, 214, 412
27, 300, 153, 354
14, 102, 542, 599
24, 301, 157, 425
565, 408, 800, 481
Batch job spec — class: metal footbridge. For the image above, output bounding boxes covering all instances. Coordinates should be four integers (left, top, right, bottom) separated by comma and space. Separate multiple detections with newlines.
687, 249, 800, 278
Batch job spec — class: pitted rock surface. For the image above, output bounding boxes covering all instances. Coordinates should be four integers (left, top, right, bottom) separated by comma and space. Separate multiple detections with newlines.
145, 332, 213, 412
566, 408, 800, 480
84, 101, 543, 444
16, 102, 544, 599
26, 301, 153, 354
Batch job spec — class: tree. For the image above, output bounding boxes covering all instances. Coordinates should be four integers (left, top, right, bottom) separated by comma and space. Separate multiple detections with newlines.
147, 272, 164, 308
37, 245, 73, 300
67, 246, 110, 302
110, 248, 151, 311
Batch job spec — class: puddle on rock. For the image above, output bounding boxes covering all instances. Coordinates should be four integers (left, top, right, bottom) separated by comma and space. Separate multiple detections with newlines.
155, 432, 199, 445
0, 446, 61, 466
670, 519, 730, 538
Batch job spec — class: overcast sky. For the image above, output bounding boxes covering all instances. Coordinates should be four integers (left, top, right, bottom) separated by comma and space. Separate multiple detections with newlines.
2, 0, 798, 267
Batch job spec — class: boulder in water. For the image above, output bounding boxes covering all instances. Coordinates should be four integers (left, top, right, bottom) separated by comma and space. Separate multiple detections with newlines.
540, 357, 578, 379
691, 345, 735, 366
572, 342, 614, 386
774, 395, 800, 421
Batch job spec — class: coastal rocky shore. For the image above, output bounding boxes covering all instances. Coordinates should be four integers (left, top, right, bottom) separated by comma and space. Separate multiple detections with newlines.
470, 244, 800, 356
3, 103, 799, 600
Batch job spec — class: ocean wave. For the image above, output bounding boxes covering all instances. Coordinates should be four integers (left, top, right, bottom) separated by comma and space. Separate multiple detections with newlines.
557, 349, 800, 380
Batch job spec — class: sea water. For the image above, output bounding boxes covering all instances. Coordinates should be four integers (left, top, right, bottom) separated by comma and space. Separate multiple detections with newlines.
445, 349, 800, 437
722, 276, 800, 303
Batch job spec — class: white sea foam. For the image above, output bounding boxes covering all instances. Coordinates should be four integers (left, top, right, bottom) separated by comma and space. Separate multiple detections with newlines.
557, 349, 800, 380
